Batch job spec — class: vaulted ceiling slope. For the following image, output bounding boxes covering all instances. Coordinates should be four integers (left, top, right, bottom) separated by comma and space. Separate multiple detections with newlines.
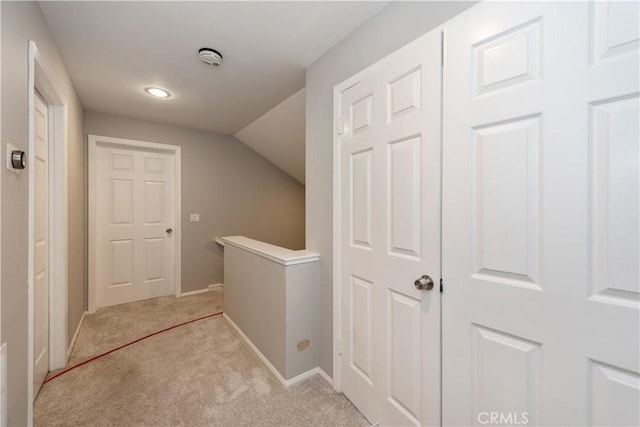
235, 88, 305, 184
39, 1, 388, 135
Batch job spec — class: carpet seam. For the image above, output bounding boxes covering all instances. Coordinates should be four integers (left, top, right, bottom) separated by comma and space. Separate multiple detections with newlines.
44, 311, 224, 384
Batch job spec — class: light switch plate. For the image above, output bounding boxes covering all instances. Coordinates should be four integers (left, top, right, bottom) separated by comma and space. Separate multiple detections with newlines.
190, 213, 200, 223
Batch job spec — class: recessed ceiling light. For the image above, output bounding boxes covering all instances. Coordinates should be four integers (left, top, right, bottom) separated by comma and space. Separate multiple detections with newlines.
144, 87, 171, 98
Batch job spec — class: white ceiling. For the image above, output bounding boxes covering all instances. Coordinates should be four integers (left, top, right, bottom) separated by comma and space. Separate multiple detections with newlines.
235, 88, 306, 184
39, 1, 388, 135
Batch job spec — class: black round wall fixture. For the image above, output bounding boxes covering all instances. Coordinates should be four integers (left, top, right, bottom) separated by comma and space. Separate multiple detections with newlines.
11, 150, 26, 169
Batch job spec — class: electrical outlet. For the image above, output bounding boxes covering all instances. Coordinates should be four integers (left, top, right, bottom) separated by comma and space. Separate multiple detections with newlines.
297, 339, 310, 351
190, 213, 200, 223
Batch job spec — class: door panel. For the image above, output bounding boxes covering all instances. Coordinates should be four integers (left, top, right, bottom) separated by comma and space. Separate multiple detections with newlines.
144, 181, 164, 224
350, 150, 373, 249
388, 290, 421, 419
443, 1, 640, 425
339, 28, 441, 426
351, 275, 373, 383
33, 93, 49, 398
111, 179, 133, 224
472, 325, 541, 425
591, 0, 639, 63
472, 114, 541, 288
388, 136, 421, 258
110, 239, 133, 287
388, 68, 421, 121
145, 238, 164, 281
590, 95, 639, 302
96, 146, 175, 308
589, 361, 640, 426
473, 18, 541, 96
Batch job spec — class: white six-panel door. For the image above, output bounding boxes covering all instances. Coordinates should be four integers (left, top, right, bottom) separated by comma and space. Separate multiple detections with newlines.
442, 1, 639, 425
33, 92, 49, 398
95, 143, 176, 308
338, 29, 442, 426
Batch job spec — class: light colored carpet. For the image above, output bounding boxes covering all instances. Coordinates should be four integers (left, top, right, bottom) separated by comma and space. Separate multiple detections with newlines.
66, 289, 225, 365
35, 290, 367, 426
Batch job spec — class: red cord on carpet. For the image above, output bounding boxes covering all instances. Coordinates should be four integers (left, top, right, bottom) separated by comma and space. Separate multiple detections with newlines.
44, 311, 224, 384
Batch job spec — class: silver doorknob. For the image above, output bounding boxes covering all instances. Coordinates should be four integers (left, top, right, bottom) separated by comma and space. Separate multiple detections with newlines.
414, 275, 434, 291
166, 228, 173, 235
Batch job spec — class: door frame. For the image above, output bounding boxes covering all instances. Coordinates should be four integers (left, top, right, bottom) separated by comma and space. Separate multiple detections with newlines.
27, 40, 69, 422
87, 134, 182, 313
0, 6, 4, 426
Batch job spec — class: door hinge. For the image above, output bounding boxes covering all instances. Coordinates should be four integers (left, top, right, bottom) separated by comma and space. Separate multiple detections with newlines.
440, 278, 444, 293
337, 118, 344, 136
337, 336, 343, 355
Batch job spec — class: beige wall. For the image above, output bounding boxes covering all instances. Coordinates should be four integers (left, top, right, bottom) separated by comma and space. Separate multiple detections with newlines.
85, 112, 306, 293
305, 1, 477, 376
67, 97, 86, 355
1, 2, 86, 424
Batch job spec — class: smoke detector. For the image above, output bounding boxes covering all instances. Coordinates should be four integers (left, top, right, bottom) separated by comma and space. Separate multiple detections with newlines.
199, 48, 223, 67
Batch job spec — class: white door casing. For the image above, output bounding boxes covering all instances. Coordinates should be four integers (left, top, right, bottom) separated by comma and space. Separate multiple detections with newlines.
0, 4, 3, 424
336, 29, 442, 426
32, 92, 49, 398
89, 135, 181, 311
27, 40, 69, 423
442, 1, 639, 426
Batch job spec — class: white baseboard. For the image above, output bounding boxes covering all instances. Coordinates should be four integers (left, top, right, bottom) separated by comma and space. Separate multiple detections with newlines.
179, 288, 210, 297
223, 313, 320, 388
1, 343, 7, 427
286, 366, 325, 386
66, 311, 87, 362
317, 367, 333, 386
179, 284, 223, 298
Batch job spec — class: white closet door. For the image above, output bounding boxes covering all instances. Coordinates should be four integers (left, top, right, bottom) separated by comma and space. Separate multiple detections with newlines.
96, 146, 176, 308
33, 93, 49, 398
443, 1, 639, 425
339, 29, 442, 426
